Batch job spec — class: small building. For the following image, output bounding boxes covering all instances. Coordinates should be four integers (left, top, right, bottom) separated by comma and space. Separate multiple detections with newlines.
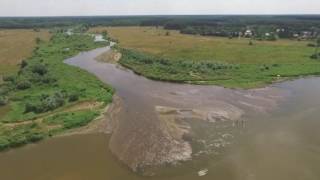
244, 30, 253, 37
301, 31, 312, 39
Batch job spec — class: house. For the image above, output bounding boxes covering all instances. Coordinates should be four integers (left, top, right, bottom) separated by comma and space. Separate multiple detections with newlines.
301, 31, 312, 39
293, 33, 299, 38
244, 30, 253, 37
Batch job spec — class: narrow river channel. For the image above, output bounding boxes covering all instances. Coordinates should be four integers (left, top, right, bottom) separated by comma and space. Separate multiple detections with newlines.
1, 45, 320, 180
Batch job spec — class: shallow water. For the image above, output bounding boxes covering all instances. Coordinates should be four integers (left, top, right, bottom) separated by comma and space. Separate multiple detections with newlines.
1, 46, 320, 180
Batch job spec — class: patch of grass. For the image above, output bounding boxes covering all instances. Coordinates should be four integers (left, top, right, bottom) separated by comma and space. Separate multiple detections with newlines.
43, 110, 99, 129
92, 26, 320, 88
0, 31, 114, 150
0, 123, 46, 151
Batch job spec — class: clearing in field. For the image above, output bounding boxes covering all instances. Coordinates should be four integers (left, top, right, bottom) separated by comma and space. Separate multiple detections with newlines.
91, 26, 320, 88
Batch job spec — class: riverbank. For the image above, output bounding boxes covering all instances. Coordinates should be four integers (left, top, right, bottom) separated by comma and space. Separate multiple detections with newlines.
56, 95, 121, 137
65, 44, 290, 174
92, 26, 320, 89
0, 32, 114, 151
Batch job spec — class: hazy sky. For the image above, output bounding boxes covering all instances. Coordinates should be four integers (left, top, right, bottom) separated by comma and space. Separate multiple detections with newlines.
0, 0, 319, 17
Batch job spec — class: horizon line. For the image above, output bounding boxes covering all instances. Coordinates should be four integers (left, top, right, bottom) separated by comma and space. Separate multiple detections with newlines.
1, 13, 320, 18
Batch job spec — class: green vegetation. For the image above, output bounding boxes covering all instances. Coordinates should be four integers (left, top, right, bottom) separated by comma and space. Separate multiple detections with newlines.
0, 31, 114, 151
103, 27, 320, 88
0, 123, 46, 150
311, 37, 320, 59
43, 110, 99, 130
0, 29, 51, 83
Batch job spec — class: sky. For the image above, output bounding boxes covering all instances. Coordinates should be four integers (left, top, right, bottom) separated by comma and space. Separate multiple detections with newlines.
0, 0, 319, 17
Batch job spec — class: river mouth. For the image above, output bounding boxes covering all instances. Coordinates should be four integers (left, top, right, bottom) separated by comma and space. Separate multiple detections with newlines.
1, 46, 320, 180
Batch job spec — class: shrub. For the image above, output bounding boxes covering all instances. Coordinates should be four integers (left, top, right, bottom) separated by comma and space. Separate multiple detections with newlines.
0, 138, 10, 150
25, 92, 66, 113
68, 93, 79, 102
44, 111, 99, 129
41, 76, 57, 84
35, 37, 42, 44
310, 53, 320, 59
0, 86, 10, 96
2, 75, 16, 82
16, 80, 32, 90
31, 64, 48, 75
20, 60, 28, 69
0, 96, 8, 106
26, 131, 45, 142
40, 93, 65, 112
307, 43, 316, 47
25, 102, 38, 113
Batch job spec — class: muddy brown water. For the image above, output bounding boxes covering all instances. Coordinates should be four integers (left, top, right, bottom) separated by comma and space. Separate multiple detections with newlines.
1, 46, 320, 180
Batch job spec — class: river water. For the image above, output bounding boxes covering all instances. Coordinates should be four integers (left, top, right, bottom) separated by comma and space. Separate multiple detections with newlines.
1, 46, 320, 180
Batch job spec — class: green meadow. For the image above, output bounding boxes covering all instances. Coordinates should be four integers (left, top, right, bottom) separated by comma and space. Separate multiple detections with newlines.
93, 26, 320, 88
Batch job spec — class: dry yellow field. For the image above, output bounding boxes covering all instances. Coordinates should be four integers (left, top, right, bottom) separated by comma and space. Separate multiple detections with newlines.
0, 29, 51, 81
90, 26, 313, 64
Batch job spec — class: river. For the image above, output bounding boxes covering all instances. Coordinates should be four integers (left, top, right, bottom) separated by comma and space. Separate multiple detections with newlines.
0, 45, 320, 180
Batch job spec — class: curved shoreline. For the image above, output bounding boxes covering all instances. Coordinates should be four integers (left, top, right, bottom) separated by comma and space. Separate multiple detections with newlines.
65, 44, 292, 173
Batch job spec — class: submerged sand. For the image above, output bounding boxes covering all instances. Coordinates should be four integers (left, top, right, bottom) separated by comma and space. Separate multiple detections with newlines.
65, 46, 290, 173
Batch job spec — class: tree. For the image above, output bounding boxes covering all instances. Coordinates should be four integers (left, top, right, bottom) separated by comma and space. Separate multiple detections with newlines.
35, 37, 41, 44
16, 80, 31, 90
102, 30, 108, 39
31, 64, 48, 75
249, 39, 254, 46
315, 37, 320, 59
20, 60, 28, 69
0, 96, 8, 106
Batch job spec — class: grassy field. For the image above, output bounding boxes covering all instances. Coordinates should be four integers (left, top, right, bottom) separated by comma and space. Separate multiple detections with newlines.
91, 26, 320, 88
0, 29, 51, 81
0, 31, 114, 150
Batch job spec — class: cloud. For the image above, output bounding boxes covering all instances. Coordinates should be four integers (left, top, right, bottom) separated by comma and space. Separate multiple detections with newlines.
0, 0, 319, 16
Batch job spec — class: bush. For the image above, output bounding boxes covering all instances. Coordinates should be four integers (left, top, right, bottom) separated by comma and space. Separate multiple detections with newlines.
35, 37, 42, 44
44, 111, 99, 129
25, 92, 66, 113
16, 80, 32, 90
307, 43, 316, 47
31, 64, 48, 75
0, 96, 8, 106
0, 138, 10, 150
25, 102, 38, 113
0, 86, 10, 96
310, 53, 320, 59
41, 76, 57, 84
68, 93, 79, 102
26, 132, 45, 143
20, 60, 28, 69
2, 75, 16, 82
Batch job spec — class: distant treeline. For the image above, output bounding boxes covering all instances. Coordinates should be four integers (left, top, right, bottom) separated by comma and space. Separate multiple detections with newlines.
1, 15, 320, 39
